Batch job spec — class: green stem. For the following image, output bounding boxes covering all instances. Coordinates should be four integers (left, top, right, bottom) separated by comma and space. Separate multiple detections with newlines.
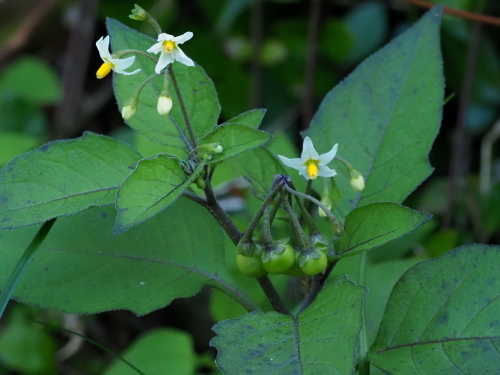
0, 219, 56, 319
115, 49, 158, 63
288, 181, 317, 234
169, 66, 198, 149
358, 251, 370, 375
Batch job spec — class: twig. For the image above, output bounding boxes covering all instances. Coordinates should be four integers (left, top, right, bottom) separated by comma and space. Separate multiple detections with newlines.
443, 21, 482, 228
399, 0, 500, 27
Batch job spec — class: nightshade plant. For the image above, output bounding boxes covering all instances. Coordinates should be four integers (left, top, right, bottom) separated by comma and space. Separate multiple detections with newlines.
0, 4, 499, 374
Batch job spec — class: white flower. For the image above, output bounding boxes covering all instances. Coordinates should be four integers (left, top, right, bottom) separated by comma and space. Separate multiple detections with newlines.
278, 137, 338, 180
96, 36, 140, 78
147, 32, 194, 74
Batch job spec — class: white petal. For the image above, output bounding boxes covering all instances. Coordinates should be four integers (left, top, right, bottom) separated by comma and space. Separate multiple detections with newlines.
317, 166, 337, 178
173, 31, 193, 44
155, 52, 174, 74
147, 41, 164, 54
298, 168, 312, 180
318, 143, 338, 166
157, 33, 174, 42
96, 36, 112, 61
120, 68, 141, 75
173, 47, 194, 66
112, 56, 135, 72
301, 136, 319, 161
278, 155, 304, 170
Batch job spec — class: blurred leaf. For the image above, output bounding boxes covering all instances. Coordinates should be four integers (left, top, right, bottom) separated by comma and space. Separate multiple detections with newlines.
209, 289, 248, 322
0, 132, 41, 166
335, 203, 431, 258
304, 6, 443, 220
0, 132, 142, 229
321, 19, 354, 62
200, 125, 271, 163
370, 245, 500, 374
0, 308, 56, 374
103, 329, 197, 375
0, 200, 256, 315
0, 91, 47, 136
343, 1, 388, 64
0, 57, 61, 105
216, 0, 250, 35
108, 19, 220, 147
424, 229, 460, 257
114, 155, 202, 234
211, 277, 366, 374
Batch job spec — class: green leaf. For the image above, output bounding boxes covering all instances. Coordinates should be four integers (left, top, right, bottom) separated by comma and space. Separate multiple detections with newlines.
211, 277, 366, 374
0, 199, 257, 315
335, 203, 431, 258
103, 329, 197, 375
107, 19, 220, 146
0, 132, 41, 166
370, 245, 500, 374
0, 57, 61, 105
304, 6, 443, 219
0, 132, 141, 229
200, 124, 271, 163
114, 154, 202, 234
220, 108, 267, 129
226, 147, 286, 199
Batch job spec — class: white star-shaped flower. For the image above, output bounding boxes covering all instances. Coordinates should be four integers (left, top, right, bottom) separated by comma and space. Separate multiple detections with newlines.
278, 137, 338, 180
147, 32, 195, 74
96, 36, 140, 78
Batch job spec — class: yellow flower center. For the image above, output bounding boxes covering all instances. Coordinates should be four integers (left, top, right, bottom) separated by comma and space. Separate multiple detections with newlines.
96, 62, 113, 79
163, 40, 176, 53
305, 160, 319, 179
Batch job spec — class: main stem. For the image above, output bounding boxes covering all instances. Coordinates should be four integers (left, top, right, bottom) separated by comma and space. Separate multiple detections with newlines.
169, 66, 198, 149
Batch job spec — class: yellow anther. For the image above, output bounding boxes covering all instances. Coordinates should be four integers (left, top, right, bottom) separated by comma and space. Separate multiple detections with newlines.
96, 62, 113, 79
306, 161, 319, 179
163, 40, 175, 53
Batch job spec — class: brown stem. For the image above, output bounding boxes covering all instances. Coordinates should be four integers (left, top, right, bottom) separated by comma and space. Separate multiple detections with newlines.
302, 0, 321, 129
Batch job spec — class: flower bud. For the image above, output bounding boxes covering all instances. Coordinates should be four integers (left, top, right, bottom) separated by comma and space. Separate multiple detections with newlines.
129, 4, 147, 21
318, 194, 332, 218
121, 97, 138, 120
349, 169, 365, 192
157, 95, 173, 115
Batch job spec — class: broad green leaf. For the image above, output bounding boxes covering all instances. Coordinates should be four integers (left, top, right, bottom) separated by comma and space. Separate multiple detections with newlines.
335, 203, 431, 258
0, 132, 141, 229
211, 277, 366, 374
114, 154, 202, 234
0, 57, 61, 105
226, 147, 286, 199
304, 6, 443, 219
0, 199, 257, 315
370, 245, 500, 374
199, 124, 271, 163
220, 108, 267, 129
107, 19, 220, 146
103, 329, 197, 375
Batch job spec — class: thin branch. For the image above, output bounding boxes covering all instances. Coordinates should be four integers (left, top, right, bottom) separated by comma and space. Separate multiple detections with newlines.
399, 0, 500, 27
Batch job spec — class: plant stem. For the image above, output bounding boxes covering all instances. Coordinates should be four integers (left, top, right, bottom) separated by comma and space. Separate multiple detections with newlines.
0, 219, 56, 319
256, 277, 290, 315
358, 251, 369, 375
169, 66, 198, 149
115, 49, 158, 63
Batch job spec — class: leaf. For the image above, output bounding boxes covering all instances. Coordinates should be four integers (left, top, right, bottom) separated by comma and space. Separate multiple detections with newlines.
107, 19, 220, 146
335, 202, 431, 258
0, 132, 141, 229
0, 57, 61, 105
220, 108, 267, 129
103, 329, 197, 375
199, 124, 271, 163
226, 147, 286, 199
370, 244, 500, 374
211, 277, 366, 374
304, 6, 444, 219
114, 154, 202, 234
0, 199, 257, 315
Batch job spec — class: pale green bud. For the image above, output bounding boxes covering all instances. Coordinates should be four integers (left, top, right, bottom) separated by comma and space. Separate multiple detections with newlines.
157, 95, 172, 115
350, 169, 365, 192
129, 4, 147, 21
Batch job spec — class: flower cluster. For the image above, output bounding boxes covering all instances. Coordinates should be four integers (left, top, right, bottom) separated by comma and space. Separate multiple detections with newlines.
95, 6, 194, 119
